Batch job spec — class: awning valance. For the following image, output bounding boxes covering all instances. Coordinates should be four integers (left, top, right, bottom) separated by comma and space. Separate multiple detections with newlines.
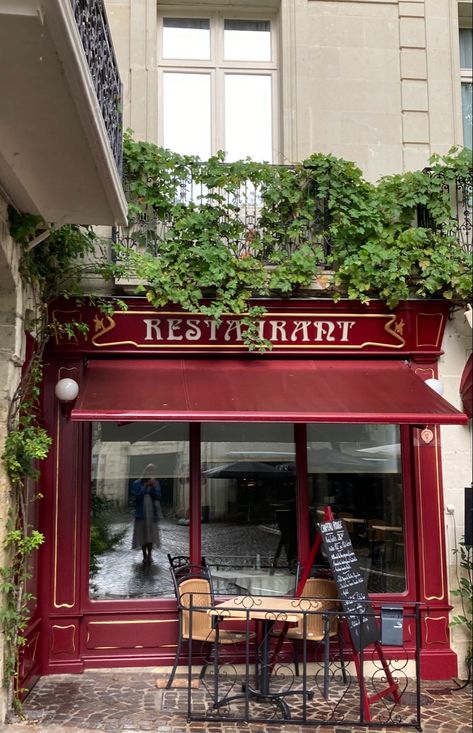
460, 354, 472, 419
70, 359, 467, 424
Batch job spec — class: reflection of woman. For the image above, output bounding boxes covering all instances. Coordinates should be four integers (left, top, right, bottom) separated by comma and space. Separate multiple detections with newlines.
132, 464, 161, 563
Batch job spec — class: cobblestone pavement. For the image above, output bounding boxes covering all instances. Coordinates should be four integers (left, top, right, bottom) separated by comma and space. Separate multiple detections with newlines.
0, 670, 471, 733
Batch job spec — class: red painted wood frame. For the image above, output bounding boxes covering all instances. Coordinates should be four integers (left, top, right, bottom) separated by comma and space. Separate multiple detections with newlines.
22, 294, 466, 686
24, 352, 457, 687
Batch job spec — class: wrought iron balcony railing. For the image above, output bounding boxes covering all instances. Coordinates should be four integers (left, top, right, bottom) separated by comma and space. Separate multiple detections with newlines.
113, 168, 333, 266
70, 0, 123, 172
417, 168, 472, 253
113, 164, 472, 271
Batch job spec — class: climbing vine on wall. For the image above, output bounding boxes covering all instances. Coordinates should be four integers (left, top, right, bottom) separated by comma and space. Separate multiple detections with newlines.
0, 213, 121, 712
0, 134, 471, 711
112, 134, 472, 345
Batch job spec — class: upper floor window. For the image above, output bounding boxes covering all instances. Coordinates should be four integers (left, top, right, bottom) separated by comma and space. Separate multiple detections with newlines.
459, 27, 472, 149
158, 12, 278, 161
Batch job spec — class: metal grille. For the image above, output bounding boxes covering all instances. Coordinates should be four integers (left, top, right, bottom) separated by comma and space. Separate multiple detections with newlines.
417, 169, 472, 254
70, 0, 123, 173
114, 166, 333, 266
185, 596, 424, 729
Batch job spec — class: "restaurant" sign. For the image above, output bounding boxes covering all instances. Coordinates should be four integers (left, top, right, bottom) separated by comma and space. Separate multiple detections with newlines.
50, 299, 448, 356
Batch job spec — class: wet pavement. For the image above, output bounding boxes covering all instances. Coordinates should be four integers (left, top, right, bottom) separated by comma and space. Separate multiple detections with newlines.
0, 669, 471, 733
91, 518, 285, 600
91, 517, 401, 600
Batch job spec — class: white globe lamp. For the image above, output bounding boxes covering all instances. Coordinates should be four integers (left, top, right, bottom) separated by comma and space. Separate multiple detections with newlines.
55, 378, 79, 402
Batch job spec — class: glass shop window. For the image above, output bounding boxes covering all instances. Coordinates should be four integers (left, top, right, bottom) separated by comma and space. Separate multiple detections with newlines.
88, 422, 189, 599
307, 423, 406, 594
201, 423, 297, 596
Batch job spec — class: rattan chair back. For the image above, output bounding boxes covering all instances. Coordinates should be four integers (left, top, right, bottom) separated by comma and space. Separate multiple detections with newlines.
178, 576, 214, 641
289, 578, 340, 640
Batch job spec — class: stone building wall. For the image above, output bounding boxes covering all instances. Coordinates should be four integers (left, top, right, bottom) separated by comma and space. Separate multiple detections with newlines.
440, 312, 473, 679
0, 196, 24, 721
105, 0, 466, 177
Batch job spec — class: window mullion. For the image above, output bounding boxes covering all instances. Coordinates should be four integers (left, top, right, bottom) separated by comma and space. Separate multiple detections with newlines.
214, 69, 224, 154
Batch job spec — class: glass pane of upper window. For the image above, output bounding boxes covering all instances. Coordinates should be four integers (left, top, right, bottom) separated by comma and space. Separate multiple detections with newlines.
459, 28, 473, 68
462, 82, 473, 149
163, 17, 210, 60
89, 422, 189, 600
224, 19, 271, 61
307, 423, 406, 594
163, 72, 211, 159
225, 74, 272, 161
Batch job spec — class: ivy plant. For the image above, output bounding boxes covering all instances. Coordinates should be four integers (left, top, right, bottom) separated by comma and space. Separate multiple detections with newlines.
333, 148, 472, 306
114, 134, 472, 336
1, 211, 121, 712
451, 539, 473, 682
1, 133, 471, 712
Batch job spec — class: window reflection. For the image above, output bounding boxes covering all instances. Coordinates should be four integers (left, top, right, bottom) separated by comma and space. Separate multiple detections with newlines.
201, 423, 297, 595
307, 424, 405, 593
89, 422, 189, 599
224, 74, 272, 161
461, 82, 472, 149
88, 420, 407, 600
163, 72, 212, 159
163, 18, 210, 60
224, 19, 271, 61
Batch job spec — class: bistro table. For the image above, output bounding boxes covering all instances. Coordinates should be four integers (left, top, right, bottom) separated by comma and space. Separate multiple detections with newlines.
209, 595, 321, 717
211, 569, 295, 596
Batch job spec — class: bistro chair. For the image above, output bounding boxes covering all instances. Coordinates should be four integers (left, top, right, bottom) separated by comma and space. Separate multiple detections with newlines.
168, 553, 219, 606
168, 554, 212, 592
367, 519, 386, 543
166, 559, 253, 689
273, 577, 347, 680
338, 511, 354, 535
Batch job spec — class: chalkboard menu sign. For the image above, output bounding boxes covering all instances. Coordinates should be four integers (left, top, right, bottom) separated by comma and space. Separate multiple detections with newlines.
319, 519, 380, 652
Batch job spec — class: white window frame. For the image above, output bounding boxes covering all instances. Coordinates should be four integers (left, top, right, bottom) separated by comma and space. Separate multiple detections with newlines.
459, 25, 472, 148
157, 7, 279, 161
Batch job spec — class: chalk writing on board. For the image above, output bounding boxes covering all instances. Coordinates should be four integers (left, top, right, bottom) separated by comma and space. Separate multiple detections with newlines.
319, 519, 379, 652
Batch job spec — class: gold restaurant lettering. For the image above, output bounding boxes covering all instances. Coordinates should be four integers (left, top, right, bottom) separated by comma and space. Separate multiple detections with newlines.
142, 317, 356, 344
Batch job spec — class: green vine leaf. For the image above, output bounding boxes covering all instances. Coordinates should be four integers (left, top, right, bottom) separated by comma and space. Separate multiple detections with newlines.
2, 134, 471, 711
117, 133, 472, 328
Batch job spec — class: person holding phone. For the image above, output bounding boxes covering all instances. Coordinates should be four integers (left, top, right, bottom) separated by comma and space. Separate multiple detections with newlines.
132, 463, 161, 563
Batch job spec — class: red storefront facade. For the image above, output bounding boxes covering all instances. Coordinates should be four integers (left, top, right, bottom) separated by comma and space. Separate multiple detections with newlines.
21, 297, 467, 691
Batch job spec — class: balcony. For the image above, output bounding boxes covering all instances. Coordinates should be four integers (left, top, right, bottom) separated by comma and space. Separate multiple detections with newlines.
112, 161, 472, 285
0, 0, 127, 225
113, 168, 333, 274
417, 167, 472, 255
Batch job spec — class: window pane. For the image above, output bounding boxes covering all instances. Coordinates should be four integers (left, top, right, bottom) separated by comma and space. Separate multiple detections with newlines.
225, 74, 272, 161
201, 423, 297, 595
459, 28, 473, 69
462, 82, 473, 149
163, 73, 211, 159
307, 424, 405, 594
163, 17, 210, 60
89, 422, 189, 599
224, 19, 271, 61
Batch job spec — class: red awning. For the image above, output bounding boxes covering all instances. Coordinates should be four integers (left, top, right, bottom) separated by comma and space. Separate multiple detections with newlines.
70, 359, 467, 424
460, 354, 472, 419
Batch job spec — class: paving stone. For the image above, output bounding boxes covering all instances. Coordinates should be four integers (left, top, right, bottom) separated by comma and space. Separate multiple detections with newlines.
0, 672, 470, 733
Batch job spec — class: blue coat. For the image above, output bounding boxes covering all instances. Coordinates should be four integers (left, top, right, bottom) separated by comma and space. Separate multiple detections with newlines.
132, 479, 161, 520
